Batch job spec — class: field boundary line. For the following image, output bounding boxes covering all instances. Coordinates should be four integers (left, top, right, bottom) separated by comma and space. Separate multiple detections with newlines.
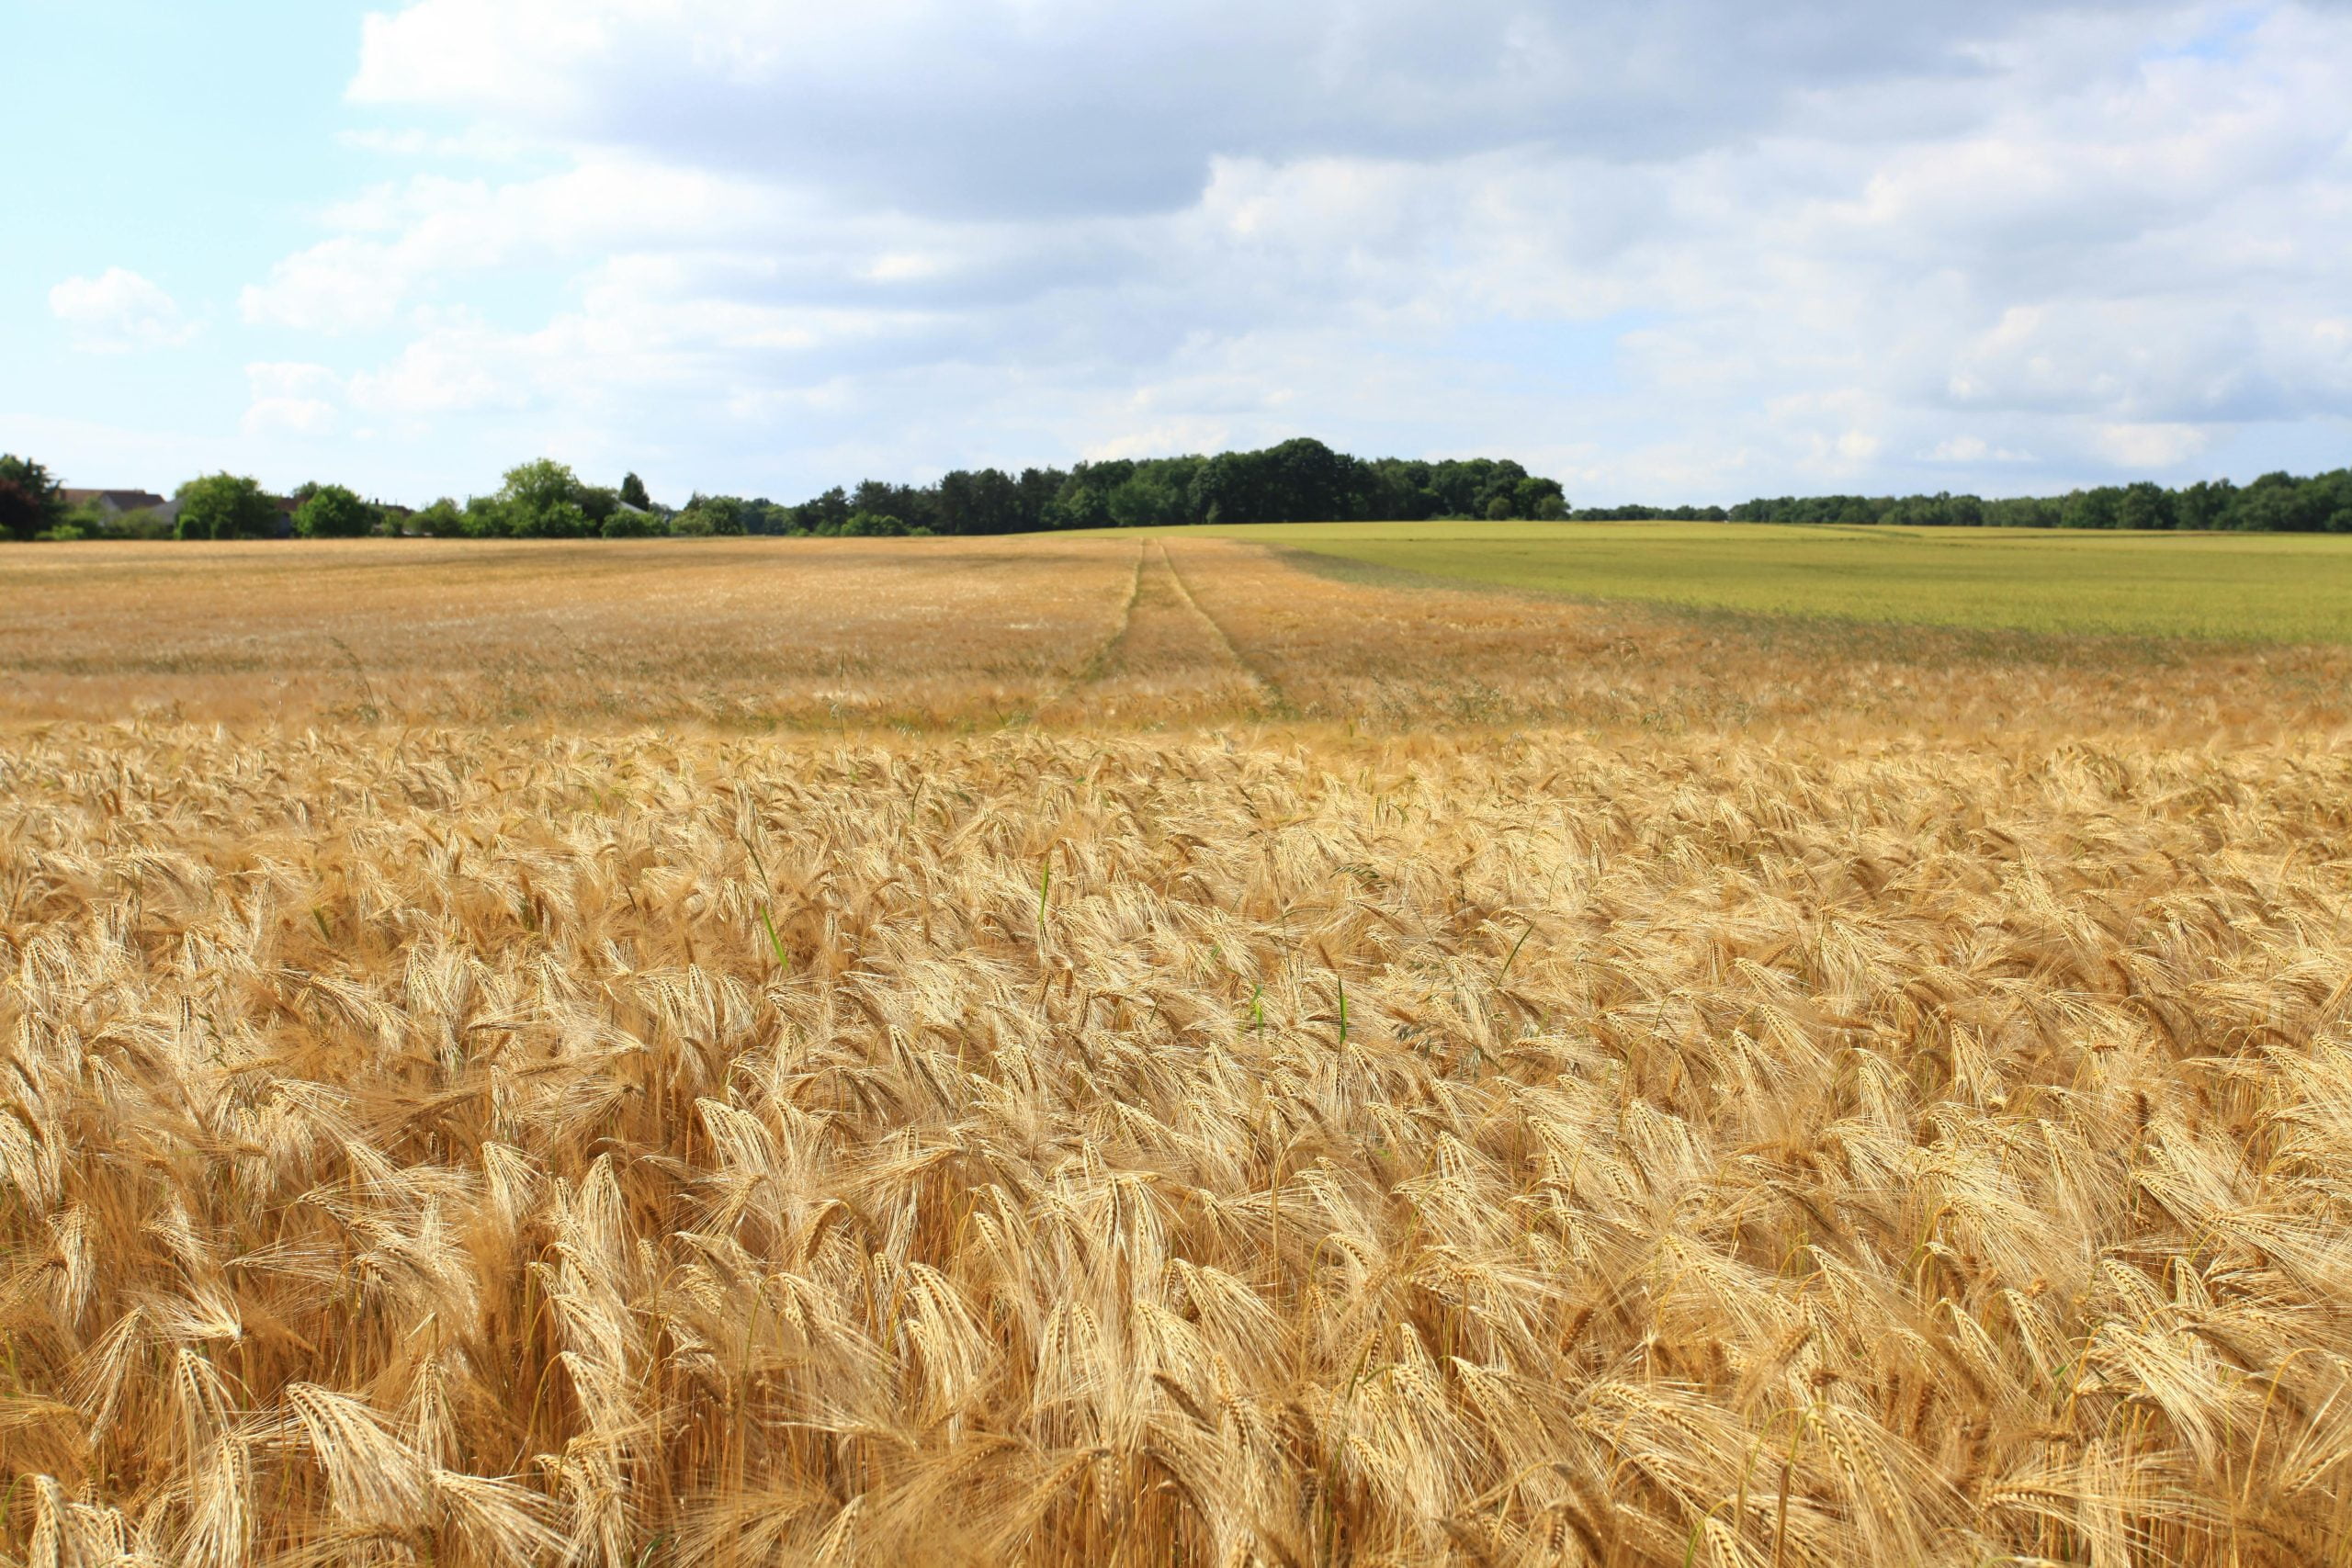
1157, 538, 1294, 716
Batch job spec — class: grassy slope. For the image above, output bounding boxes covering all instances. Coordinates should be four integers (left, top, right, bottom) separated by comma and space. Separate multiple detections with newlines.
1156, 520, 2352, 642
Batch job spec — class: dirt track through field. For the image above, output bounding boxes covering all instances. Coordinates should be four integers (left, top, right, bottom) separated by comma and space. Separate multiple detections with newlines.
1160, 538, 1290, 714
1042, 541, 1274, 723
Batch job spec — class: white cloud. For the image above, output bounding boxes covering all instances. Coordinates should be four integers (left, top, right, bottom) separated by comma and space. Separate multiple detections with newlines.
1927, 436, 2035, 464
2096, 422, 2211, 468
348, 315, 534, 415
239, 157, 788, 333
218, 0, 2352, 500
242, 238, 409, 333
49, 268, 197, 351
243, 363, 345, 436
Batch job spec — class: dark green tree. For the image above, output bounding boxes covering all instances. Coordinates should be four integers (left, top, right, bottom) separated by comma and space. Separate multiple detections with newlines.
2315, 469, 2352, 533
1516, 477, 1569, 519
1190, 437, 1372, 524
2232, 470, 2333, 532
292, 483, 379, 538
1107, 466, 1195, 527
799, 487, 852, 535
2174, 479, 2235, 531
849, 479, 938, 532
2062, 487, 2123, 530
1015, 468, 1067, 530
460, 497, 511, 537
412, 499, 464, 536
691, 494, 749, 535
2116, 481, 2176, 532
578, 486, 621, 528
619, 472, 653, 511
0, 455, 65, 542
936, 468, 1025, 534
1041, 482, 1112, 531
175, 473, 281, 540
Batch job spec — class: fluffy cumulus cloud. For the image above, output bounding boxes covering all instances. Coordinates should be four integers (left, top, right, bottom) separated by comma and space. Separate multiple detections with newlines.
242, 0, 2352, 499
243, 363, 345, 437
50, 268, 198, 352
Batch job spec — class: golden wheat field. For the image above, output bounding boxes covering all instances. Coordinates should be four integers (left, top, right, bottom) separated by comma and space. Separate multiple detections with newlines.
6, 536, 2352, 1567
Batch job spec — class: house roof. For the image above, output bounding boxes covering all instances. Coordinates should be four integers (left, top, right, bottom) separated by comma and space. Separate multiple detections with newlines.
62, 488, 167, 513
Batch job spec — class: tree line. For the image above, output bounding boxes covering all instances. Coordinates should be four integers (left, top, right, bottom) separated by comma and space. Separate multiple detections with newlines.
1576, 469, 2352, 532
9, 443, 2352, 542
0, 441, 1568, 542
425, 441, 1572, 539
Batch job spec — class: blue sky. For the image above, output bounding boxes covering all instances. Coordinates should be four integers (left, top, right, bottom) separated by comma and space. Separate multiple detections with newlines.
6, 4, 373, 473
6, 0, 2350, 507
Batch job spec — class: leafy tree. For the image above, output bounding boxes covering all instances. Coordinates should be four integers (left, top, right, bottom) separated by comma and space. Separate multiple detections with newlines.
1514, 477, 1568, 519
111, 507, 178, 540
1041, 483, 1112, 531
849, 479, 938, 532
502, 458, 576, 514
579, 486, 621, 528
1017, 468, 1068, 529
292, 483, 379, 538
1982, 495, 2061, 527
1107, 467, 1194, 528
601, 507, 660, 538
1728, 493, 1885, 525
40, 491, 104, 541
798, 487, 851, 536
841, 511, 908, 536
498, 458, 590, 537
681, 494, 748, 536
2116, 481, 2175, 533
619, 472, 653, 511
175, 473, 280, 540
412, 499, 464, 536
2174, 479, 2236, 532
0, 455, 64, 542
937, 468, 1026, 535
531, 502, 591, 539
2062, 488, 2122, 530
2315, 469, 2352, 533
2233, 470, 2334, 533
1191, 438, 1372, 524
460, 497, 511, 537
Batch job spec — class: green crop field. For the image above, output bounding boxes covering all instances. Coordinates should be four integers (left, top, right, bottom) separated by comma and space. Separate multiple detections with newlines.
1166, 519, 2352, 643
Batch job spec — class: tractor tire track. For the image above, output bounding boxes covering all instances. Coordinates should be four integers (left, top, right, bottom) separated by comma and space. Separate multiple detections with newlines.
1043, 539, 1269, 724
1155, 538, 1294, 718
1035, 539, 1148, 715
